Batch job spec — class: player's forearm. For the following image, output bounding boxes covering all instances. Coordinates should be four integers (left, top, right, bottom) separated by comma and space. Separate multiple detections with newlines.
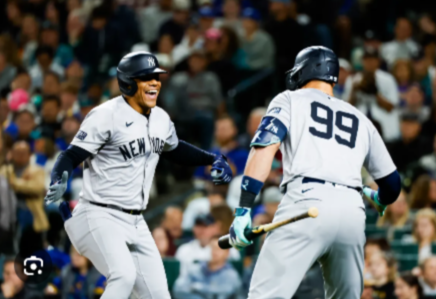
161, 140, 215, 166
51, 145, 92, 183
374, 170, 401, 205
239, 144, 280, 208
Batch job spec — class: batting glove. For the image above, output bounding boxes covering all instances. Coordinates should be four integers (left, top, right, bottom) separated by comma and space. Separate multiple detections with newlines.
45, 171, 68, 205
363, 186, 386, 217
211, 155, 232, 185
229, 207, 253, 250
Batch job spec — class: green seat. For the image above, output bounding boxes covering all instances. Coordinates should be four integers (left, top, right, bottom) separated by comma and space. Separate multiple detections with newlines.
163, 258, 180, 291
365, 225, 388, 239
390, 241, 418, 255
365, 211, 379, 225
393, 227, 412, 241
230, 260, 244, 277
395, 254, 418, 271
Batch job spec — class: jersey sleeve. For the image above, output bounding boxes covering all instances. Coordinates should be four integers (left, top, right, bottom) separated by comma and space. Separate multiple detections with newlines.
250, 92, 290, 147
163, 120, 179, 152
70, 107, 113, 154
363, 127, 396, 180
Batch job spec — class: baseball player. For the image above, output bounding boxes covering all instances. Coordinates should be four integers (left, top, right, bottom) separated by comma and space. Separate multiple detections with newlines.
44, 52, 233, 299
228, 46, 401, 299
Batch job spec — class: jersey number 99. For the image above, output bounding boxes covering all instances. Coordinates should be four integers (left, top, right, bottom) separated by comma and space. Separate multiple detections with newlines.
309, 102, 359, 149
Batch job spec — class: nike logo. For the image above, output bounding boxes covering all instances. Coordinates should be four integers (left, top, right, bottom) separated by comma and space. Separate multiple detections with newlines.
126, 122, 134, 127
302, 188, 313, 193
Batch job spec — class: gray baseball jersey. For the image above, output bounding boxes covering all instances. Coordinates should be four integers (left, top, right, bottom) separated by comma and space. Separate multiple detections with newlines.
259, 88, 396, 188
71, 96, 178, 210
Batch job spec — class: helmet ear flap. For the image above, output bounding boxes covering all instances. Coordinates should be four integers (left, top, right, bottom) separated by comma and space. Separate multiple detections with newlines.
117, 72, 138, 97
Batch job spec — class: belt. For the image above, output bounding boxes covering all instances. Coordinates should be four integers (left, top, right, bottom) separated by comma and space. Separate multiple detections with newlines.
89, 201, 144, 215
302, 177, 362, 193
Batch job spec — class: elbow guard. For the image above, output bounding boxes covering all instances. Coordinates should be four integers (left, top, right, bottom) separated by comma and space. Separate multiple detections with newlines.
375, 170, 401, 205
250, 116, 288, 147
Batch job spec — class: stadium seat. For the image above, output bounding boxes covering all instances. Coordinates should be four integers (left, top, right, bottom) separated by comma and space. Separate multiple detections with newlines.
365, 225, 388, 239
395, 254, 418, 271
390, 241, 418, 255
365, 210, 379, 225
163, 258, 180, 291
393, 227, 412, 241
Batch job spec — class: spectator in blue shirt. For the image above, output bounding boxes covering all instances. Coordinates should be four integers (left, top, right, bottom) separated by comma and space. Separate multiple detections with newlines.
173, 236, 242, 299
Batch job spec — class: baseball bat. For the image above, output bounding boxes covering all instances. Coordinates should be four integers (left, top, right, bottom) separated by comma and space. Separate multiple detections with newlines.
218, 207, 319, 249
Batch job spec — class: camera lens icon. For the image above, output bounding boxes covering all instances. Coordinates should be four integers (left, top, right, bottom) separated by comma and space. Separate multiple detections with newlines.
23, 256, 43, 276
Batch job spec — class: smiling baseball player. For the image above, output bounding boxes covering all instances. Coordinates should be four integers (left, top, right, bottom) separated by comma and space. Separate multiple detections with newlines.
44, 52, 232, 299
228, 46, 401, 299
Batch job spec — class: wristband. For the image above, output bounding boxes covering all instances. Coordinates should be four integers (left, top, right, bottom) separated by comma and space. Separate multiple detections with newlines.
239, 176, 264, 208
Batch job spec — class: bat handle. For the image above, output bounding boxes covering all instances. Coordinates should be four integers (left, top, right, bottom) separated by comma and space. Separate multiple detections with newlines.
217, 226, 260, 250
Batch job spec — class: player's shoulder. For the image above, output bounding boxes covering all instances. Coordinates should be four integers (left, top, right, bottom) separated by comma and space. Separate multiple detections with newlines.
151, 105, 171, 122
85, 96, 122, 118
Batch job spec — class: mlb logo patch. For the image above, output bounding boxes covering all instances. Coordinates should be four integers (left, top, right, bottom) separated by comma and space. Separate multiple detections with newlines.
76, 130, 88, 141
268, 107, 281, 114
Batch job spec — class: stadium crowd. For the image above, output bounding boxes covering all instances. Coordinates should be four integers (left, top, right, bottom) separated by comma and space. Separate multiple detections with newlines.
1, 0, 436, 298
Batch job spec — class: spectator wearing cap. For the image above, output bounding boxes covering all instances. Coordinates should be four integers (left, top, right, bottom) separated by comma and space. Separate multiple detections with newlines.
198, 7, 216, 35
387, 112, 432, 172
333, 58, 352, 100
264, 0, 304, 90
253, 187, 282, 226
241, 8, 275, 71
175, 214, 240, 275
173, 236, 242, 299
381, 17, 420, 69
137, 0, 173, 44
213, 0, 243, 37
40, 21, 74, 68
350, 30, 382, 72
420, 256, 436, 296
159, 0, 191, 46
343, 46, 400, 142
0, 49, 17, 91
29, 46, 64, 90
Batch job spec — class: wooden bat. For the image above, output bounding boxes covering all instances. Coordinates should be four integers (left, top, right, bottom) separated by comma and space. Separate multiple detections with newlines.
218, 207, 319, 249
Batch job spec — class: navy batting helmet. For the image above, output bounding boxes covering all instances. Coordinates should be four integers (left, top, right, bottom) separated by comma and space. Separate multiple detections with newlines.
117, 52, 167, 96
285, 46, 339, 91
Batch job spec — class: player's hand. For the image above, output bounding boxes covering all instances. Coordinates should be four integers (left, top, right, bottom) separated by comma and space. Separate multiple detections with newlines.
229, 207, 253, 250
363, 186, 386, 217
211, 155, 232, 185
45, 171, 68, 205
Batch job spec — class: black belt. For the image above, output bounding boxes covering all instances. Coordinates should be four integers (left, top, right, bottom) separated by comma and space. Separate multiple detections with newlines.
302, 177, 362, 193
89, 201, 144, 215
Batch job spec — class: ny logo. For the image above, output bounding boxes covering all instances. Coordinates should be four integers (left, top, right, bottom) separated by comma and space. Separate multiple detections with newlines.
266, 119, 278, 134
148, 57, 155, 67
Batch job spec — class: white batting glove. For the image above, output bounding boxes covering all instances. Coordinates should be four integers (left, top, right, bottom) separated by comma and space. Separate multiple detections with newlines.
229, 207, 253, 250
45, 171, 68, 205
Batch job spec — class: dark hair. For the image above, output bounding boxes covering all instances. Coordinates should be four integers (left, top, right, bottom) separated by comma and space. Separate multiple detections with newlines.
410, 174, 432, 209
35, 46, 55, 58
91, 5, 110, 20
44, 70, 60, 83
398, 272, 424, 298
220, 26, 240, 60
365, 238, 391, 252
43, 95, 61, 107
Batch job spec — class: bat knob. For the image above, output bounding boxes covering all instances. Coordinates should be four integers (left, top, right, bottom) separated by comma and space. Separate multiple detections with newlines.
308, 207, 319, 218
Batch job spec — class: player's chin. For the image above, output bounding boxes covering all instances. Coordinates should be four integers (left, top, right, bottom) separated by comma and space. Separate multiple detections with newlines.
142, 94, 158, 108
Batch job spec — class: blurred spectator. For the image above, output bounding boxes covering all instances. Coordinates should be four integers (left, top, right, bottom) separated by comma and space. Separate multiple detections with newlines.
8, 88, 29, 113
210, 204, 233, 236
253, 187, 282, 226
419, 135, 436, 176
59, 81, 80, 118
137, 0, 172, 44
344, 47, 400, 142
413, 51, 434, 105
420, 256, 436, 296
333, 58, 352, 100
156, 34, 175, 68
395, 272, 424, 299
410, 175, 436, 209
198, 7, 216, 35
392, 59, 414, 103
159, 0, 191, 46
350, 31, 382, 72
173, 236, 242, 299
194, 115, 248, 180
220, 26, 248, 70
66, 8, 87, 51
401, 84, 430, 122
152, 227, 170, 258
42, 71, 61, 96
32, 133, 59, 187
364, 238, 391, 281
413, 209, 436, 262
0, 49, 17, 91
19, 14, 39, 68
29, 46, 64, 90
240, 8, 275, 71
264, 0, 303, 89
388, 113, 432, 173
1, 257, 43, 299
10, 70, 31, 93
165, 51, 222, 148
238, 107, 266, 149
213, 0, 243, 36
381, 17, 420, 69
37, 95, 62, 138
367, 252, 397, 299
160, 206, 183, 257
172, 24, 203, 66
4, 0, 23, 38
182, 188, 227, 230
6, 109, 35, 144
55, 116, 80, 152
40, 21, 74, 68
377, 191, 412, 228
